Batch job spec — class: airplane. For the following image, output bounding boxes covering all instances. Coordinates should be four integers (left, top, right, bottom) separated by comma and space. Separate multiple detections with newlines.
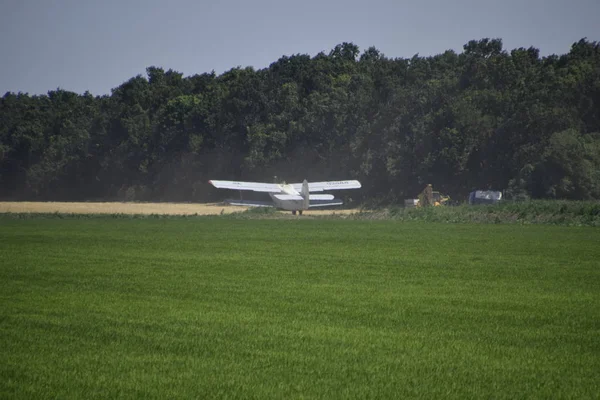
208, 179, 361, 215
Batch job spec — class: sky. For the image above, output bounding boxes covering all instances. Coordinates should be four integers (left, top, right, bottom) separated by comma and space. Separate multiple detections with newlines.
1, 0, 599, 96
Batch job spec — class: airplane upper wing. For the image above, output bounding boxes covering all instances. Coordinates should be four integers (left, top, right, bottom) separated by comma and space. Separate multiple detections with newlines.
291, 180, 361, 192
209, 180, 282, 193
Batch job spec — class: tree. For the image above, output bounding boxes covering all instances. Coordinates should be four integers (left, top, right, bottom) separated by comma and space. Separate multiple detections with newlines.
2, 39, 600, 202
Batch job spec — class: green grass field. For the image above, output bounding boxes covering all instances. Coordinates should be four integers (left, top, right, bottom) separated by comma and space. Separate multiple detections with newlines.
1, 217, 599, 399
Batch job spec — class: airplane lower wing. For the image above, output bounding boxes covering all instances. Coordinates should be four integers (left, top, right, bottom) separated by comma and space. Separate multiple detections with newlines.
309, 194, 334, 200
273, 194, 304, 201
291, 180, 361, 192
224, 199, 273, 207
308, 199, 344, 207
209, 180, 281, 193
226, 198, 344, 209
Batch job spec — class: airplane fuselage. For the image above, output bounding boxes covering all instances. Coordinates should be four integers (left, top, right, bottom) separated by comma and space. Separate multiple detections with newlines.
268, 182, 310, 211
269, 193, 304, 211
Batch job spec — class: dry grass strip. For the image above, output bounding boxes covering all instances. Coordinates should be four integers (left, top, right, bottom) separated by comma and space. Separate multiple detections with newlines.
0, 202, 356, 216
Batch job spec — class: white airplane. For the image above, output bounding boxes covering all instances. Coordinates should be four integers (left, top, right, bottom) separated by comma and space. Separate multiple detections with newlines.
208, 179, 361, 215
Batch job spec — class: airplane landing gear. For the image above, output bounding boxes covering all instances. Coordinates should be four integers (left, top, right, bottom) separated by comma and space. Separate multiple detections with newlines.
292, 210, 297, 215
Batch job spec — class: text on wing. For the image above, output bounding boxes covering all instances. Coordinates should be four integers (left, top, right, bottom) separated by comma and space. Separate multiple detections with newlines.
326, 181, 350, 185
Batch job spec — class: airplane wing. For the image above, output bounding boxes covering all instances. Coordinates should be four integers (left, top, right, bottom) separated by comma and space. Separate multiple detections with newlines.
309, 194, 334, 201
273, 194, 303, 201
224, 199, 273, 207
209, 180, 282, 193
308, 199, 344, 207
291, 180, 361, 192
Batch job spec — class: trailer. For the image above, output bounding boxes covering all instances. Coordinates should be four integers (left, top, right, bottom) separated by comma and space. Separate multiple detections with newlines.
468, 190, 502, 205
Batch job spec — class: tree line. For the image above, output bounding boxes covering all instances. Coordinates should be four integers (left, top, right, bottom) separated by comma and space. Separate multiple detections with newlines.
1, 38, 599, 204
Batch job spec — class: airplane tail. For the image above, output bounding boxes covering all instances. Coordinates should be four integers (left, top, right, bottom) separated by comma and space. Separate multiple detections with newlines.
301, 179, 309, 210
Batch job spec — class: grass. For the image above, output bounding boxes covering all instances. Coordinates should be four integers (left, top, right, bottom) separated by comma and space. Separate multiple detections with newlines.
355, 200, 600, 226
1, 217, 599, 398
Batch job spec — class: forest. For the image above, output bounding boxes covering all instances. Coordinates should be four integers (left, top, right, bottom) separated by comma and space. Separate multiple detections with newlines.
1, 38, 599, 204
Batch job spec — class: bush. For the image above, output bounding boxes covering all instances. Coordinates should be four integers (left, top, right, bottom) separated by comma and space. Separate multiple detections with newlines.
350, 200, 600, 226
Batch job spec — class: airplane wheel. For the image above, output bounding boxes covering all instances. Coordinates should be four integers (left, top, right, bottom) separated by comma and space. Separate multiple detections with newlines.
299, 210, 303, 215
292, 210, 297, 215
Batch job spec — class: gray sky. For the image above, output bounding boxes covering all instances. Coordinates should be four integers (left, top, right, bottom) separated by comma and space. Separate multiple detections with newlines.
1, 0, 598, 96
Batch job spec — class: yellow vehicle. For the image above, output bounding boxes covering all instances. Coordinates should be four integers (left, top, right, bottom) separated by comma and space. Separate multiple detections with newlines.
432, 191, 450, 206
416, 184, 450, 207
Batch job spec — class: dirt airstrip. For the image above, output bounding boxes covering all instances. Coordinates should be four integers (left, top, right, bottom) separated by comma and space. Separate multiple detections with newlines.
0, 202, 358, 216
